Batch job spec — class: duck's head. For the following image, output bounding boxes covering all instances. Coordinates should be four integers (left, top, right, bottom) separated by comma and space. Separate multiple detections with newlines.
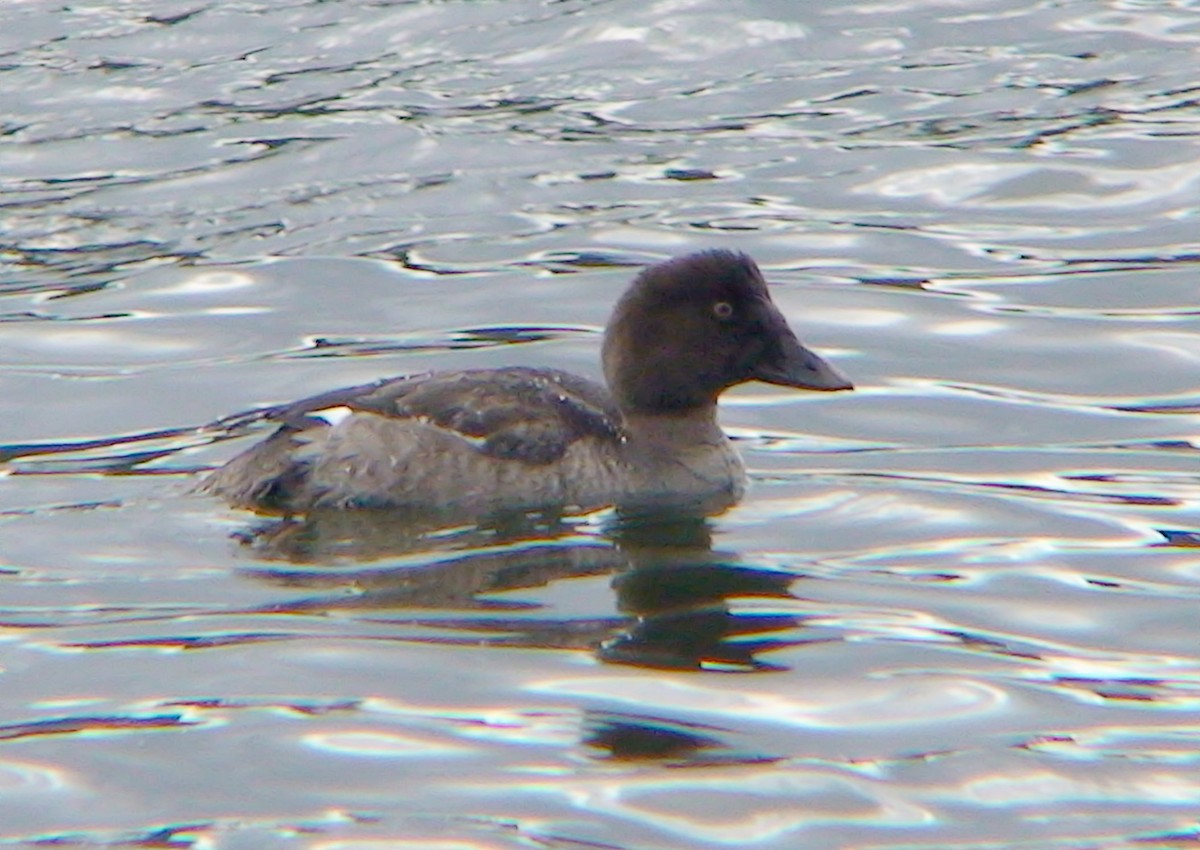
602, 250, 852, 414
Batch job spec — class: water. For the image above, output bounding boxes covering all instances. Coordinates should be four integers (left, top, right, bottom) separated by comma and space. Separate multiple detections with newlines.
3, 0, 1200, 846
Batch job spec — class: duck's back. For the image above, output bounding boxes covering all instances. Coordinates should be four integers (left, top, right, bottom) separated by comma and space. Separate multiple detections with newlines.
199, 367, 628, 513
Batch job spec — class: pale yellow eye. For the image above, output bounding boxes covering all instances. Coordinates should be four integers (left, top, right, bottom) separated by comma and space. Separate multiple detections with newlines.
713, 301, 734, 320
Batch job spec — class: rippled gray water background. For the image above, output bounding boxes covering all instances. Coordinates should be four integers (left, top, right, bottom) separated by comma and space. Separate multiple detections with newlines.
3, 0, 1200, 847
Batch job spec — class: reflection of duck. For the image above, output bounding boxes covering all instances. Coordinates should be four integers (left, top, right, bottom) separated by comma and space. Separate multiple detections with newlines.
239, 506, 821, 673
240, 509, 625, 611
199, 251, 850, 516
603, 508, 811, 672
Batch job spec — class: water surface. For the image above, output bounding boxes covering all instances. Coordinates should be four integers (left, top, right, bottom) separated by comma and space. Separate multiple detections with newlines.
3, 0, 1200, 847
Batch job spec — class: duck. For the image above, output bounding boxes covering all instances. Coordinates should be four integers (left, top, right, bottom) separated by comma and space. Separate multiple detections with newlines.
198, 250, 852, 516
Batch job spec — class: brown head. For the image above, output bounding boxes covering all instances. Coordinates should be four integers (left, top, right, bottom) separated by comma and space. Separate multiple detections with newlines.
601, 250, 852, 414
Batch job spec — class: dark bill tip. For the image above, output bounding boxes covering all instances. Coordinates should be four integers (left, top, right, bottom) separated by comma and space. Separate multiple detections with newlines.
752, 336, 853, 392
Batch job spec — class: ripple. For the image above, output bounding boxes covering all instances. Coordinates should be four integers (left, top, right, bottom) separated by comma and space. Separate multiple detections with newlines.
859, 159, 1200, 210
0, 711, 206, 742
306, 731, 468, 759
287, 324, 597, 360
60, 632, 299, 652
957, 769, 1200, 807
512, 768, 932, 844
1024, 727, 1200, 766
533, 675, 1006, 729
1063, 11, 1200, 44
0, 759, 69, 794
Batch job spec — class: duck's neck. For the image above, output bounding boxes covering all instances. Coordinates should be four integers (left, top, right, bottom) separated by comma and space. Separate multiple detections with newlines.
621, 405, 728, 452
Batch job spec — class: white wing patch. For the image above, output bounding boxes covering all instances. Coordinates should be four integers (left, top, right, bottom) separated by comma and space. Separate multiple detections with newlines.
312, 406, 354, 427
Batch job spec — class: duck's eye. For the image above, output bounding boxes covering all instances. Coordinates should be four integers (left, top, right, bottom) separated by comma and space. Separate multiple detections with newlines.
712, 301, 734, 320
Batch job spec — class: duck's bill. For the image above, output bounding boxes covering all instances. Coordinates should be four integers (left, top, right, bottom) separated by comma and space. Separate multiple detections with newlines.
752, 335, 854, 392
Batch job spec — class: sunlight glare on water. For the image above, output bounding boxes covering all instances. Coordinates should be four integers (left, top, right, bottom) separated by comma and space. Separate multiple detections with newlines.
2, 0, 1200, 847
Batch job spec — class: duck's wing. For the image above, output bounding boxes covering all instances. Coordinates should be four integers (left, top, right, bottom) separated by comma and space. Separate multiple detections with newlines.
339, 367, 623, 464
216, 366, 622, 465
